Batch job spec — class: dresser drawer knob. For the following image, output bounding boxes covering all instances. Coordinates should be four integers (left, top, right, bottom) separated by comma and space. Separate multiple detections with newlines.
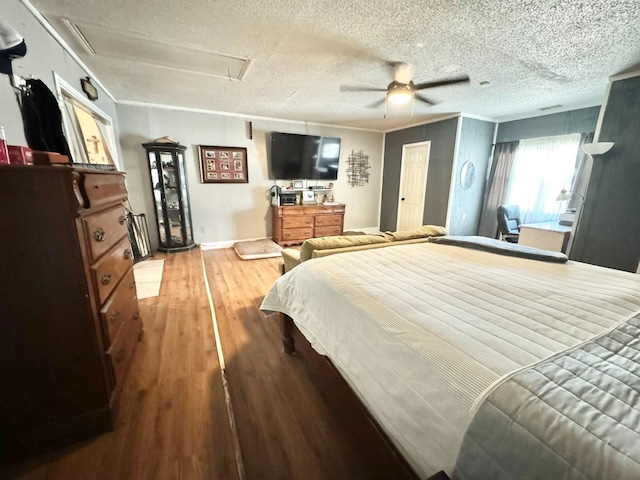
110, 310, 120, 324
118, 215, 126, 225
115, 348, 125, 362
123, 248, 132, 260
129, 281, 136, 290
102, 272, 112, 285
94, 227, 106, 242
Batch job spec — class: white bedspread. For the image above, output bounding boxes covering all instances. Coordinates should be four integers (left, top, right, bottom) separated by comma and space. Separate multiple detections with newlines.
260, 242, 640, 478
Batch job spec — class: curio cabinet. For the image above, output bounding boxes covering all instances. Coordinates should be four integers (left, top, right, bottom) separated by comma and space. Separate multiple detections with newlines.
143, 140, 195, 252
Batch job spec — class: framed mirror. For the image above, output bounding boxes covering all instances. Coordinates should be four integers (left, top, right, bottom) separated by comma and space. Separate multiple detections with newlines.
460, 161, 476, 190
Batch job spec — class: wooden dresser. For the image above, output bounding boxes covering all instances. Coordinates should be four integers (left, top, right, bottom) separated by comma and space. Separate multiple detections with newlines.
0, 166, 143, 463
272, 204, 346, 246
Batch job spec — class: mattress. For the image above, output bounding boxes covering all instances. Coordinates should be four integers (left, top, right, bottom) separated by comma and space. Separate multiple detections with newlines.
260, 242, 640, 477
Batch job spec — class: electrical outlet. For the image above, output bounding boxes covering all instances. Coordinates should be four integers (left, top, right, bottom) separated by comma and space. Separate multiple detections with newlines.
201, 226, 205, 234
462, 213, 467, 220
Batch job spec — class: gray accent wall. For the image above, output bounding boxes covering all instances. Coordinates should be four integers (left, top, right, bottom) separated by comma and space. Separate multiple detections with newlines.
496, 107, 600, 143
571, 76, 640, 272
381, 117, 458, 231
448, 117, 495, 235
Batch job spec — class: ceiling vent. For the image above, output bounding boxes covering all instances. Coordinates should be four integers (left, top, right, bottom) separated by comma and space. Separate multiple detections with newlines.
61, 19, 250, 81
539, 104, 563, 111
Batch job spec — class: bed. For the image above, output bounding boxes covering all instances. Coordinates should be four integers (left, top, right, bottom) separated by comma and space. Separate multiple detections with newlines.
260, 238, 640, 479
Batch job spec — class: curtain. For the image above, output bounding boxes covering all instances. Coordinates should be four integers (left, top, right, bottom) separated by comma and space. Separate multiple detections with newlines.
477, 141, 519, 238
505, 133, 581, 224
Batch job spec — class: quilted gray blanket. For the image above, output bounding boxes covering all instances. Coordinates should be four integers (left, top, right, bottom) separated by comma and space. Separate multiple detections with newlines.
454, 313, 640, 479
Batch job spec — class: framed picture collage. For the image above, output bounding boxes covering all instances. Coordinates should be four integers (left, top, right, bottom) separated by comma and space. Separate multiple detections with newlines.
198, 145, 248, 184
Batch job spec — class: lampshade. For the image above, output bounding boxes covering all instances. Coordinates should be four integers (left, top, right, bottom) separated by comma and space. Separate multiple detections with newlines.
556, 189, 585, 203
582, 142, 614, 156
387, 85, 413, 105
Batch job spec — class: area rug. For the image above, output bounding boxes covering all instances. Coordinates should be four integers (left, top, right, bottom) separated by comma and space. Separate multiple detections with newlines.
233, 238, 282, 260
133, 258, 165, 299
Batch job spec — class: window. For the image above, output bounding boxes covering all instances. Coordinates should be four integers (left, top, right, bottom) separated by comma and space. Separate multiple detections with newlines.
505, 133, 581, 224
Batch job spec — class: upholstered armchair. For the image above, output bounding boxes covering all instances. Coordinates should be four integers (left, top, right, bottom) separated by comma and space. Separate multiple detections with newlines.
497, 205, 521, 243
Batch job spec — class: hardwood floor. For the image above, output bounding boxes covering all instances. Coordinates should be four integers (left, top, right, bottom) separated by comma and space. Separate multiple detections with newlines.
1, 248, 414, 480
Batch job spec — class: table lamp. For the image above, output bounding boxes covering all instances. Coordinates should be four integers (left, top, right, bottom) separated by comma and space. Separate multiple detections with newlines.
556, 189, 585, 226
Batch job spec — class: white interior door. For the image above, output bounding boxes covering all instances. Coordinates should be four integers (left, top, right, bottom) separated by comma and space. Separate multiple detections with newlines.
396, 142, 430, 231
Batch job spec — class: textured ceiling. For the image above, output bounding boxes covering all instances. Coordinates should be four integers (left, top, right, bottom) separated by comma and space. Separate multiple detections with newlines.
31, 0, 640, 130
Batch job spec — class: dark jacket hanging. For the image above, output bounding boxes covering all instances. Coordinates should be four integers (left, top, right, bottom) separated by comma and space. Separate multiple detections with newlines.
20, 79, 72, 160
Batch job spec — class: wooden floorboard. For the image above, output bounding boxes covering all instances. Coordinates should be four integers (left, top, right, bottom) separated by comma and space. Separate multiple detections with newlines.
202, 248, 415, 480
1, 247, 415, 480
1, 250, 238, 480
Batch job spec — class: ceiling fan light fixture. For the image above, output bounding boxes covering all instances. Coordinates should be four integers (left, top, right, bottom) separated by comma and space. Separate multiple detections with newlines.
387, 84, 413, 105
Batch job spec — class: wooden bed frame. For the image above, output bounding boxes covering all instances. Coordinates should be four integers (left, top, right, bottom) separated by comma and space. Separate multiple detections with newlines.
281, 313, 450, 480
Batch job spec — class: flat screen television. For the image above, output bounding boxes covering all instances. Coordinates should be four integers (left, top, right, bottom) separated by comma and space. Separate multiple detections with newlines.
268, 132, 341, 180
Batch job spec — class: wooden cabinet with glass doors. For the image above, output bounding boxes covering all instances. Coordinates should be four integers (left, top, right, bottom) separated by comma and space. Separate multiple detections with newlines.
142, 140, 195, 252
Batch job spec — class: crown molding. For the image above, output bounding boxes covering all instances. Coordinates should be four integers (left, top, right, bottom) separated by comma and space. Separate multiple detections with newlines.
609, 69, 640, 82
116, 100, 384, 133
494, 100, 602, 124
383, 113, 461, 133
20, 0, 116, 102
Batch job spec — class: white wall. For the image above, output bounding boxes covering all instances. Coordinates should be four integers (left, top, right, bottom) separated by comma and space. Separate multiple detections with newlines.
0, 2, 120, 162
116, 103, 384, 247
0, 1, 384, 250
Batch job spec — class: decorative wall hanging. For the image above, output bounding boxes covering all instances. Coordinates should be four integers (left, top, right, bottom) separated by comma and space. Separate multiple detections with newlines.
460, 160, 476, 190
80, 77, 98, 101
346, 149, 370, 187
198, 145, 248, 183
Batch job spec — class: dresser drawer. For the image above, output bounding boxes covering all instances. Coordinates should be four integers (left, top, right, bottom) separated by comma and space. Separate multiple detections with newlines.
277, 206, 306, 216
100, 268, 138, 346
282, 227, 313, 241
314, 214, 343, 227
91, 236, 134, 305
106, 311, 141, 387
82, 172, 128, 209
306, 205, 345, 215
315, 226, 342, 237
282, 216, 314, 229
83, 205, 130, 263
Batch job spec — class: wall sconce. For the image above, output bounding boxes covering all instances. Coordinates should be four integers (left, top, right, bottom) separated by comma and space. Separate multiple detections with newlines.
582, 142, 614, 156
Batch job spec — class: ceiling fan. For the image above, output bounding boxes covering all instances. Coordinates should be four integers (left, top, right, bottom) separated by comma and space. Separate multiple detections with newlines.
340, 62, 470, 114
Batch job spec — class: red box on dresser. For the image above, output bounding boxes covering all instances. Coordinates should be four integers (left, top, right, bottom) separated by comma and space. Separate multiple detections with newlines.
7, 146, 34, 165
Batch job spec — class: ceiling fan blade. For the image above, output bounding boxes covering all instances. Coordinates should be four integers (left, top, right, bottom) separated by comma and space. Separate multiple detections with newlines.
413, 75, 470, 91
340, 85, 387, 92
366, 98, 387, 109
414, 93, 436, 106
